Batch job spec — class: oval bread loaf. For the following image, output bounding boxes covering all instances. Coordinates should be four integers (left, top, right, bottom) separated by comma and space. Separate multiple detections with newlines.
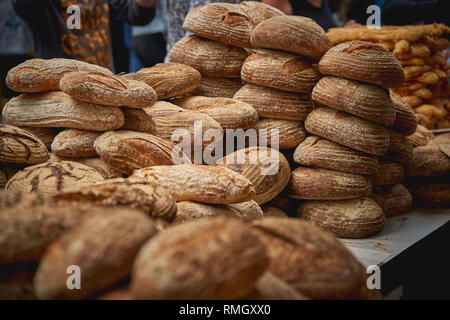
297, 197, 385, 238
408, 182, 450, 208
132, 164, 256, 204
406, 145, 450, 177
60, 71, 157, 108
245, 271, 309, 300
407, 125, 435, 147
51, 129, 101, 158
428, 133, 450, 146
191, 76, 242, 98
121, 107, 155, 132
293, 136, 379, 175
6, 58, 112, 93
371, 184, 413, 217
305, 106, 390, 156
288, 167, 372, 200
2, 92, 124, 131
253, 119, 307, 149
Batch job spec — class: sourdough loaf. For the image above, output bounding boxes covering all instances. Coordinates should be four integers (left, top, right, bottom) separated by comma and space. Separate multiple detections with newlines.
51, 129, 100, 158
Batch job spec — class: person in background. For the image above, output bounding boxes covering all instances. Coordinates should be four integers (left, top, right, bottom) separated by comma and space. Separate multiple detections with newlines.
382, 0, 449, 26
165, 0, 241, 57
0, 0, 34, 104
132, 0, 168, 67
13, 0, 156, 71
262, 0, 337, 30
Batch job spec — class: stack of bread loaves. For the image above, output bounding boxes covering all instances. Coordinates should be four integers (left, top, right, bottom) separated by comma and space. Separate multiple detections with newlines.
327, 24, 450, 129
294, 40, 417, 238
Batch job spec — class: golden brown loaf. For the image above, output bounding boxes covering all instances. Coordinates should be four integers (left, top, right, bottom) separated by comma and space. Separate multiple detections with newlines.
122, 63, 201, 100
372, 160, 404, 185
233, 84, 313, 120
34, 208, 158, 299
183, 3, 283, 48
216, 147, 291, 205
130, 217, 269, 299
52, 178, 177, 222
312, 76, 396, 126
172, 96, 258, 130
19, 127, 59, 150
305, 106, 390, 156
250, 16, 332, 61
389, 92, 418, 136
2, 91, 124, 131
428, 133, 450, 146
288, 167, 372, 200
121, 107, 156, 132
318, 41, 404, 88
408, 182, 450, 208
132, 164, 255, 204
384, 129, 414, 164
174, 200, 263, 223
407, 125, 435, 147
5, 161, 104, 195
169, 36, 248, 78
94, 130, 189, 175
191, 76, 242, 98
406, 145, 450, 177
6, 58, 112, 93
245, 272, 309, 300
59, 71, 157, 108
253, 119, 307, 149
293, 136, 379, 175
0, 124, 49, 165
241, 49, 321, 93
297, 197, 385, 238
371, 184, 413, 217
51, 129, 100, 158
252, 218, 366, 299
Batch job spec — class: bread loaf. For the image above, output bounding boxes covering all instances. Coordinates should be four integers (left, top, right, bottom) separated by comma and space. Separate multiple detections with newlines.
407, 125, 435, 147
191, 76, 242, 98
428, 133, 450, 146
252, 119, 307, 149
318, 41, 404, 88
233, 84, 313, 120
384, 129, 413, 164
19, 127, 59, 150
174, 200, 263, 223
372, 160, 404, 185
172, 96, 258, 130
294, 136, 379, 175
389, 92, 418, 135
408, 182, 450, 208
131, 217, 268, 299
60, 71, 157, 108
406, 145, 450, 177
371, 184, 412, 216
252, 218, 366, 299
241, 49, 321, 93
312, 76, 396, 126
122, 63, 201, 100
132, 164, 255, 204
0, 166, 20, 188
34, 208, 158, 299
216, 147, 290, 205
5, 161, 104, 195
121, 107, 155, 132
288, 167, 372, 200
51, 129, 100, 158
6, 58, 112, 93
305, 106, 390, 156
251, 16, 332, 61
169, 36, 248, 78
52, 178, 177, 222
244, 272, 308, 300
94, 130, 189, 175
3, 92, 124, 131
0, 124, 49, 165
297, 197, 385, 238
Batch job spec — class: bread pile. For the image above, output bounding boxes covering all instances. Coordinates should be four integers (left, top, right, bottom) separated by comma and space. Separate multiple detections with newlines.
292, 40, 419, 238
327, 24, 450, 129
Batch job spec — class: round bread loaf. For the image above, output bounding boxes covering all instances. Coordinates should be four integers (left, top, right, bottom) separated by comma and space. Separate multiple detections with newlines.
406, 145, 450, 177
371, 184, 413, 217
191, 76, 242, 98
389, 92, 418, 136
288, 167, 372, 200
312, 76, 396, 126
251, 218, 366, 299
318, 41, 404, 88
169, 36, 248, 78
372, 160, 404, 185
250, 16, 332, 61
131, 217, 269, 299
216, 147, 291, 205
51, 129, 101, 158
242, 49, 321, 93
408, 182, 450, 208
297, 197, 385, 238
384, 129, 413, 164
233, 84, 313, 120
304, 106, 390, 156
253, 119, 307, 149
294, 136, 379, 175
5, 161, 104, 195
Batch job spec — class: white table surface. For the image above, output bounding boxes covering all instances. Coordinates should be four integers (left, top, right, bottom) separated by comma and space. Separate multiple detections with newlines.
341, 209, 450, 268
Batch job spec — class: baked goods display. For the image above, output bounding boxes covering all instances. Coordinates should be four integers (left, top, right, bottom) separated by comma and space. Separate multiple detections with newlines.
327, 24, 450, 129
1, 2, 448, 301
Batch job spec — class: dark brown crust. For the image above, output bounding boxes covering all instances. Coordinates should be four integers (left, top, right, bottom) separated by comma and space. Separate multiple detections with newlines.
389, 92, 418, 135
408, 183, 450, 208
406, 145, 450, 177
371, 184, 413, 216
383, 129, 413, 164
372, 160, 404, 185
